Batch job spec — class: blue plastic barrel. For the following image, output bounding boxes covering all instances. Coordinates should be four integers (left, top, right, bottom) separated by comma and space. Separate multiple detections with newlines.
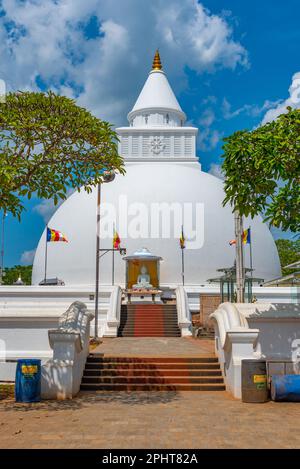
271, 375, 300, 402
15, 359, 41, 403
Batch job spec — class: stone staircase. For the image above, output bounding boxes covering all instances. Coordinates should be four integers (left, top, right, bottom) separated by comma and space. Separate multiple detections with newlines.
118, 304, 181, 337
80, 355, 226, 391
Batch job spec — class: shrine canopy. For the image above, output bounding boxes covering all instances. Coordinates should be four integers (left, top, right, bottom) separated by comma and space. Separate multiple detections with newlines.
123, 248, 162, 289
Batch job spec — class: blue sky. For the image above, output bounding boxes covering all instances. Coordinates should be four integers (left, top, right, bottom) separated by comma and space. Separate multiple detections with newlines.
0, 0, 299, 266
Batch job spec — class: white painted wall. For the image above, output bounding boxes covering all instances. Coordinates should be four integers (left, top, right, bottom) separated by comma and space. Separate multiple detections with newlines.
32, 164, 281, 287
0, 313, 60, 381
210, 302, 300, 398
42, 301, 94, 399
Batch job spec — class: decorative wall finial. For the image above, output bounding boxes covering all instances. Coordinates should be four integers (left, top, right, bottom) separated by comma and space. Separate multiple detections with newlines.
152, 49, 162, 70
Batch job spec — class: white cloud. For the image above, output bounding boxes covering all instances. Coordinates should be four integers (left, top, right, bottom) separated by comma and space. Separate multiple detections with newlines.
208, 163, 224, 180
261, 72, 300, 124
32, 188, 74, 223
198, 128, 223, 152
0, 0, 248, 124
32, 195, 70, 223
32, 199, 58, 223
20, 249, 36, 265
199, 108, 215, 127
222, 97, 281, 120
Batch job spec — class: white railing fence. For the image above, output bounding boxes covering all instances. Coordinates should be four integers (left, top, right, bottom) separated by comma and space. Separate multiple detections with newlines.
210, 302, 300, 399
175, 286, 192, 336
103, 285, 122, 337
41, 301, 94, 399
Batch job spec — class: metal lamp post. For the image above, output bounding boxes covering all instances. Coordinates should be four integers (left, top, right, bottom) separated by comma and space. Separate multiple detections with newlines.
234, 211, 245, 303
94, 170, 116, 339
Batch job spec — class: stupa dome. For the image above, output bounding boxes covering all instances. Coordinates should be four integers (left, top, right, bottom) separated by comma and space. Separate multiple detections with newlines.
32, 52, 281, 286
32, 163, 281, 286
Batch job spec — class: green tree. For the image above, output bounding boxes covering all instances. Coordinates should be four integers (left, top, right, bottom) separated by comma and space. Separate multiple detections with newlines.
275, 239, 300, 276
0, 91, 124, 218
222, 107, 300, 233
2, 265, 32, 285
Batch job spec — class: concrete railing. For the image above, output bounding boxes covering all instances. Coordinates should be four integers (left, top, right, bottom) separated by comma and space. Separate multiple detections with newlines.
175, 286, 192, 336
102, 285, 122, 337
41, 301, 94, 400
210, 302, 260, 398
210, 302, 300, 399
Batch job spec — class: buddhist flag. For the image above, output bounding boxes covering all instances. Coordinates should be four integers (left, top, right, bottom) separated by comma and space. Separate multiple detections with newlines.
242, 228, 251, 245
229, 239, 236, 246
47, 227, 68, 242
113, 227, 121, 250
180, 226, 185, 249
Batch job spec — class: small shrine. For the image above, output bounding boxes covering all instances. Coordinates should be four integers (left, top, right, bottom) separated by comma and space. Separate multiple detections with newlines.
207, 263, 264, 303
123, 248, 162, 290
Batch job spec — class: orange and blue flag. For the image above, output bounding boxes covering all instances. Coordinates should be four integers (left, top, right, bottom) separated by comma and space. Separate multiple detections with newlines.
242, 228, 251, 245
47, 227, 68, 243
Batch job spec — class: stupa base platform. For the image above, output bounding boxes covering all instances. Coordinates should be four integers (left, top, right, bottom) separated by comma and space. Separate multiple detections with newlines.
90, 336, 215, 356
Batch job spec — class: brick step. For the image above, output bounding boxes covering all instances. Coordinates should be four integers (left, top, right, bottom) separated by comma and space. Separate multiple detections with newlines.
125, 309, 177, 313
120, 318, 178, 326
119, 331, 180, 335
85, 363, 220, 371
120, 316, 178, 325
124, 312, 177, 316
119, 330, 180, 334
120, 325, 180, 334
125, 308, 176, 310
119, 325, 179, 330
80, 383, 226, 392
120, 316, 178, 320
125, 305, 176, 309
125, 308, 177, 310
119, 332, 181, 336
123, 309, 177, 312
81, 375, 224, 384
119, 318, 178, 322
87, 356, 218, 363
118, 332, 180, 339
84, 369, 222, 377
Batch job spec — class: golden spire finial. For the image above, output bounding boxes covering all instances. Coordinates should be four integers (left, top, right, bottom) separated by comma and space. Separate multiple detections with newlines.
152, 49, 162, 70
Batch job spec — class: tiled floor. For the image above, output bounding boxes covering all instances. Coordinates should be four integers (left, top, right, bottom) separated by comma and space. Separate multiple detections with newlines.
1, 338, 299, 449
1, 390, 300, 448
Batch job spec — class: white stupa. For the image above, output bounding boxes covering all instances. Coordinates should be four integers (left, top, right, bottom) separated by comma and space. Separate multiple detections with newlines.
32, 51, 281, 286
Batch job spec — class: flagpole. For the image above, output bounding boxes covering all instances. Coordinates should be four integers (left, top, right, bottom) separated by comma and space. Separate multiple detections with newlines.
112, 227, 115, 286
181, 247, 185, 286
0, 211, 6, 285
235, 211, 244, 303
94, 183, 101, 339
249, 226, 253, 301
249, 227, 253, 277
44, 224, 48, 284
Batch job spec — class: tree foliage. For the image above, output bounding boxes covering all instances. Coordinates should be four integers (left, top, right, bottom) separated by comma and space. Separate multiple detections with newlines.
222, 107, 300, 233
0, 91, 124, 218
2, 265, 32, 285
275, 238, 300, 276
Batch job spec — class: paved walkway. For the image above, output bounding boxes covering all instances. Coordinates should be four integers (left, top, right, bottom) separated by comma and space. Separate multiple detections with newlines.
1, 338, 299, 449
1, 390, 300, 448
92, 337, 215, 356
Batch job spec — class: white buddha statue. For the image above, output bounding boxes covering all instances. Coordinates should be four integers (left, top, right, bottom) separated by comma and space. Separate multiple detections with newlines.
133, 265, 153, 289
